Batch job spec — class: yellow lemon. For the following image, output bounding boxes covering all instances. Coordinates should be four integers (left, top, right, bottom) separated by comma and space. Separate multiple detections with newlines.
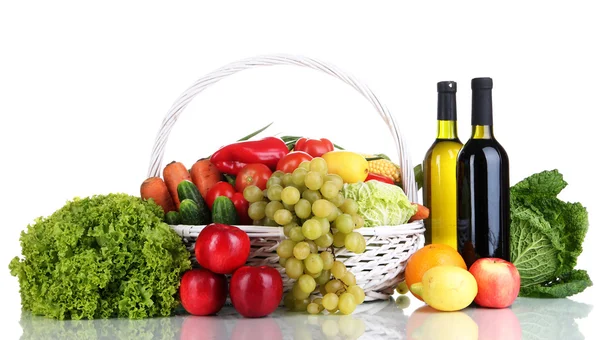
322, 151, 369, 183
410, 265, 477, 312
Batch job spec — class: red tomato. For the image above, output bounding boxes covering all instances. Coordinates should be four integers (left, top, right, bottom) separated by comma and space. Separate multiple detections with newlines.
205, 181, 236, 209
276, 151, 313, 173
231, 192, 252, 225
235, 163, 272, 192
294, 137, 334, 158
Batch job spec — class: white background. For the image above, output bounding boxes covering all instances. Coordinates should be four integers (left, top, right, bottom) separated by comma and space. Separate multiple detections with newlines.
1, 1, 598, 338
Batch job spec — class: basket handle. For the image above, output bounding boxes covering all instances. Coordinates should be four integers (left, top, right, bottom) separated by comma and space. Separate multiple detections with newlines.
147, 54, 418, 202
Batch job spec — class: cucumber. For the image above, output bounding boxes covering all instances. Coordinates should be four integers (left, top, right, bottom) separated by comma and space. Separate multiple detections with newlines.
177, 180, 210, 224
165, 211, 181, 225
180, 199, 204, 225
212, 196, 239, 225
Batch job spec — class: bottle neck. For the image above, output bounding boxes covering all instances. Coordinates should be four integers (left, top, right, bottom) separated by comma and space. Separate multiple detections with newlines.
437, 120, 459, 139
471, 88, 493, 126
472, 125, 494, 139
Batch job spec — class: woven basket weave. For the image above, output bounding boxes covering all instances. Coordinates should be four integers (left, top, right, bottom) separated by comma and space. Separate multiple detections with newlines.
147, 54, 425, 301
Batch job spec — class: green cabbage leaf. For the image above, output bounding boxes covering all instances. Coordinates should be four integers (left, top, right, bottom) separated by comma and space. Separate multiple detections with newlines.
342, 181, 417, 227
9, 193, 191, 320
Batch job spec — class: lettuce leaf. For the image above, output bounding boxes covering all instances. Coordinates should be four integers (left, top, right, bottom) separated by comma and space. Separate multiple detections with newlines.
342, 181, 417, 227
510, 170, 592, 298
9, 194, 192, 320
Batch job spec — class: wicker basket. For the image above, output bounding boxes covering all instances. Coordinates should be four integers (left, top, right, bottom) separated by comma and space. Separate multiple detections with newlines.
146, 54, 425, 302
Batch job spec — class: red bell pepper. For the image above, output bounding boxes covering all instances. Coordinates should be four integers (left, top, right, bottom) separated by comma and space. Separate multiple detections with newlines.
365, 172, 395, 185
210, 137, 289, 175
294, 137, 334, 158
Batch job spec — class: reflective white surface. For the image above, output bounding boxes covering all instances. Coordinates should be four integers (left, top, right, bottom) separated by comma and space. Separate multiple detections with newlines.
14, 293, 594, 340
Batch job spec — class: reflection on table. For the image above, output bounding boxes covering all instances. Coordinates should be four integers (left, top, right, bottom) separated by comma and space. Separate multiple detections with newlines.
18, 295, 592, 340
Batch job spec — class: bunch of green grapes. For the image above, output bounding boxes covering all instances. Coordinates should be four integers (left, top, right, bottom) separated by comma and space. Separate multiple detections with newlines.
243, 157, 367, 315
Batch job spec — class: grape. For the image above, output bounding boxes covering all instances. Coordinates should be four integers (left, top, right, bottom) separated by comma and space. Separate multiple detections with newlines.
248, 201, 267, 220
315, 232, 333, 248
267, 184, 283, 201
325, 279, 343, 294
299, 161, 311, 171
281, 186, 301, 205
321, 293, 339, 310
352, 214, 365, 229
309, 157, 328, 175
315, 217, 330, 234
298, 274, 317, 293
293, 282, 311, 300
312, 199, 334, 218
294, 198, 312, 219
315, 269, 331, 285
293, 242, 311, 260
272, 170, 285, 178
329, 192, 345, 207
285, 258, 304, 279
354, 234, 366, 253
340, 199, 359, 215
335, 213, 354, 234
282, 173, 293, 187
302, 190, 322, 204
276, 239, 296, 258
291, 168, 307, 186
396, 281, 409, 295
283, 292, 295, 310
338, 293, 357, 315
301, 219, 322, 240
319, 284, 328, 297
266, 176, 282, 188
320, 251, 334, 270
274, 209, 293, 225
332, 231, 346, 248
279, 257, 287, 267
307, 303, 320, 315
346, 285, 365, 304
324, 174, 344, 191
265, 201, 284, 219
344, 232, 363, 252
304, 253, 324, 274
319, 181, 339, 199
283, 222, 296, 236
289, 226, 305, 242
306, 240, 318, 254
305, 171, 324, 191
310, 271, 321, 279
341, 271, 356, 286
282, 201, 295, 211
263, 217, 279, 227
243, 185, 263, 203
326, 207, 341, 222
294, 298, 311, 312
331, 261, 347, 279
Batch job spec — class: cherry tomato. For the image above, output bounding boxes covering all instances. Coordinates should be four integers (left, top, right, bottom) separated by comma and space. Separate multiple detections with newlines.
205, 181, 236, 209
235, 163, 272, 192
231, 192, 252, 225
276, 151, 313, 173
294, 137, 334, 158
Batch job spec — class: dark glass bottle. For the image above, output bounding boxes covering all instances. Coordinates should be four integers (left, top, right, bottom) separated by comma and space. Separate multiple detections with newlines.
456, 77, 510, 268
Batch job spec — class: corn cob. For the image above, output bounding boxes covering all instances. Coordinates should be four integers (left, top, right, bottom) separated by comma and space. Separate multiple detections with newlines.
362, 154, 402, 184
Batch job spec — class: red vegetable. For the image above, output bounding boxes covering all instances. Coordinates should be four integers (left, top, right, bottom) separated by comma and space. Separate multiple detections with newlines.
235, 163, 272, 192
294, 137, 334, 158
210, 137, 289, 175
231, 192, 252, 225
205, 181, 236, 209
276, 151, 313, 173
365, 172, 395, 185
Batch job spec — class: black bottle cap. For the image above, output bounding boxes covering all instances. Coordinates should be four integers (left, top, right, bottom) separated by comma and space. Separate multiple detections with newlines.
472, 77, 493, 90
437, 81, 457, 120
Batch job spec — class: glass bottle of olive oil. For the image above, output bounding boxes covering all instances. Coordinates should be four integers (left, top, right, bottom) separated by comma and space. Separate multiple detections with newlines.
423, 81, 463, 249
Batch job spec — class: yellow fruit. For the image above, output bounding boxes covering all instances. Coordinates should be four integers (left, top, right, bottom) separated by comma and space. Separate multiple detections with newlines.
409, 265, 477, 312
322, 151, 369, 183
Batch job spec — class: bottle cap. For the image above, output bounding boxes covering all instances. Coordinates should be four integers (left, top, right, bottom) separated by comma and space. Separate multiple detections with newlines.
471, 77, 493, 90
437, 81, 457, 93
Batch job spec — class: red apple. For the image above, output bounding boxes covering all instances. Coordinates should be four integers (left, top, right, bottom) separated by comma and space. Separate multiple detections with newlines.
229, 265, 283, 318
179, 268, 228, 316
195, 223, 251, 274
468, 258, 520, 308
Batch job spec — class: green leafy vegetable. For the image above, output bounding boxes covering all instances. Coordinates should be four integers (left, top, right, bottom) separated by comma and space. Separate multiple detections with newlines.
9, 193, 192, 320
510, 170, 592, 298
342, 180, 417, 227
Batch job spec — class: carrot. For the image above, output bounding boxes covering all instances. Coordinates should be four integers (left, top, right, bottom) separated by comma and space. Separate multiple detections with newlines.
408, 203, 430, 222
140, 177, 176, 213
163, 161, 191, 209
190, 159, 222, 201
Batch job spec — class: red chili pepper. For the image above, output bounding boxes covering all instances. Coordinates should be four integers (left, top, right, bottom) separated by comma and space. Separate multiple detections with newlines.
294, 137, 334, 158
365, 172, 395, 185
210, 137, 289, 175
